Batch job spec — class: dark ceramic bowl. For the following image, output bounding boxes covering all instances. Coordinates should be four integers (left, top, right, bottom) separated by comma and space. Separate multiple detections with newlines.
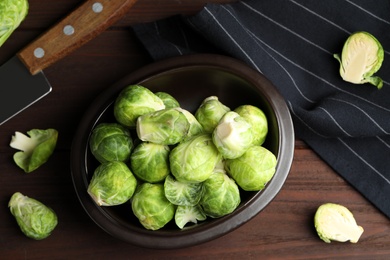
71, 54, 294, 249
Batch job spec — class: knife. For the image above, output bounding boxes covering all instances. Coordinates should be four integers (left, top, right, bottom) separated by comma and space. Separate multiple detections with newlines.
0, 0, 137, 125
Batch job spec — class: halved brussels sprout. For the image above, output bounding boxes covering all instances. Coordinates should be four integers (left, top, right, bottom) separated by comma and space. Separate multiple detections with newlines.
314, 203, 364, 243
130, 142, 170, 183
0, 0, 29, 47
9, 192, 58, 240
225, 146, 277, 191
114, 85, 165, 128
212, 111, 253, 159
195, 96, 230, 133
89, 123, 133, 163
170, 134, 221, 183
136, 108, 190, 145
132, 183, 175, 230
164, 175, 204, 206
234, 105, 268, 146
175, 205, 207, 229
87, 161, 137, 206
334, 31, 384, 89
200, 170, 241, 218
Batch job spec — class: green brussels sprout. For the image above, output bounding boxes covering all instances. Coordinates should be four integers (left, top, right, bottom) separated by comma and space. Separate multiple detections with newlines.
87, 161, 137, 206
89, 123, 133, 163
177, 107, 204, 140
130, 142, 170, 183
334, 31, 384, 89
114, 85, 165, 128
212, 111, 253, 159
225, 146, 277, 191
0, 0, 29, 47
195, 96, 230, 133
8, 192, 58, 240
10, 128, 58, 173
170, 134, 221, 183
155, 91, 180, 108
175, 205, 207, 229
164, 175, 204, 206
234, 105, 268, 146
200, 170, 241, 218
136, 108, 190, 145
132, 183, 175, 230
314, 203, 364, 243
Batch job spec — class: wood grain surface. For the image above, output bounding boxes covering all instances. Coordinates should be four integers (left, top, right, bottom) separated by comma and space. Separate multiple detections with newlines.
0, 1, 389, 259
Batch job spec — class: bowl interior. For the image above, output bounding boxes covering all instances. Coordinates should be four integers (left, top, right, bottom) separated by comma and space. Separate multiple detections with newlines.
71, 55, 294, 249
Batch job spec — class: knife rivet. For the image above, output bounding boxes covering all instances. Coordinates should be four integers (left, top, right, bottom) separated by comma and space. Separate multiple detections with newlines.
92, 2, 103, 13
63, 25, 75, 36
34, 48, 45, 58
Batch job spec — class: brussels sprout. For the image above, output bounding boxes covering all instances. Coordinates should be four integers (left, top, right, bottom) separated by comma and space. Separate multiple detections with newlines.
212, 111, 253, 159
195, 96, 230, 133
334, 31, 384, 89
0, 0, 29, 47
114, 85, 165, 128
132, 183, 175, 230
225, 146, 277, 191
234, 105, 268, 146
9, 192, 57, 240
89, 123, 133, 163
170, 134, 221, 183
176, 107, 204, 140
164, 175, 204, 206
200, 170, 240, 218
87, 161, 137, 206
155, 91, 180, 108
175, 205, 207, 229
10, 128, 58, 173
136, 108, 190, 145
130, 142, 170, 183
314, 203, 364, 243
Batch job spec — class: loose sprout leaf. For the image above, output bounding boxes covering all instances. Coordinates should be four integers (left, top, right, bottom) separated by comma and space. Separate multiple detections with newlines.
314, 203, 364, 243
175, 205, 207, 229
334, 31, 384, 89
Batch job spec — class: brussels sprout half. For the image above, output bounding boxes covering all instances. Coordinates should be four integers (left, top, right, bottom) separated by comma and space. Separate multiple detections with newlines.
314, 203, 364, 243
9, 192, 58, 240
0, 0, 29, 47
334, 31, 384, 89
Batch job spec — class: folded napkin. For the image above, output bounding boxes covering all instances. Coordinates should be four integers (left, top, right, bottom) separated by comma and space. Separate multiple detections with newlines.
132, 0, 390, 218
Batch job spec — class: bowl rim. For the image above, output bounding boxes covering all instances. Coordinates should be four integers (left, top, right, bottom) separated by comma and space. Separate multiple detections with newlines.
70, 54, 295, 249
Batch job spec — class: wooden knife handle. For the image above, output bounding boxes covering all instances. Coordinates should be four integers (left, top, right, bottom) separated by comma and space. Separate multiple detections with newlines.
17, 0, 137, 75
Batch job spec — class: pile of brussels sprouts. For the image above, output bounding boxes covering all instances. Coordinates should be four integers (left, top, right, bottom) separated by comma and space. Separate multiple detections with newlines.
87, 85, 277, 230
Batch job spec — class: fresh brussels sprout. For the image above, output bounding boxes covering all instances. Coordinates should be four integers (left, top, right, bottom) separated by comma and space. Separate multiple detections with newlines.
177, 107, 204, 140
164, 175, 204, 206
234, 105, 268, 146
212, 111, 253, 159
89, 123, 133, 163
10, 128, 58, 173
334, 31, 384, 89
175, 205, 207, 229
8, 192, 58, 240
130, 142, 170, 183
155, 91, 180, 108
87, 161, 137, 206
195, 96, 230, 133
114, 85, 165, 128
136, 108, 190, 145
132, 183, 175, 230
225, 146, 277, 191
0, 0, 29, 47
314, 203, 364, 243
170, 134, 221, 183
200, 170, 241, 218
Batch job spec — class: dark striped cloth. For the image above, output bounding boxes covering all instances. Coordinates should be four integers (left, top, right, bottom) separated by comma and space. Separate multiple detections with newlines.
132, 0, 390, 218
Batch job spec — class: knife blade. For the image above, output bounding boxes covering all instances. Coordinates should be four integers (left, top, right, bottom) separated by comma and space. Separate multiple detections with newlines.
0, 0, 137, 125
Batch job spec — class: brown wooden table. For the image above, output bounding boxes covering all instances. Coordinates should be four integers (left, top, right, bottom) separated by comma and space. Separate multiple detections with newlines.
1, 1, 389, 259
